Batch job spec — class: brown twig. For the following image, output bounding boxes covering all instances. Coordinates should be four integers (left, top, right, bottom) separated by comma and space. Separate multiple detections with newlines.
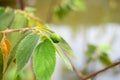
83, 61, 120, 80
0, 28, 34, 34
17, 0, 25, 10
63, 51, 86, 80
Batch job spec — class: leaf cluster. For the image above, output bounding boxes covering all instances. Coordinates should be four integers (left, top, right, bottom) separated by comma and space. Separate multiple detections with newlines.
0, 7, 75, 80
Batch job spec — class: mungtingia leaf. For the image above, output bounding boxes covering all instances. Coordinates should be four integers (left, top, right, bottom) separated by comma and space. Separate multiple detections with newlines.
0, 9, 14, 31
6, 31, 31, 71
55, 46, 72, 70
58, 37, 75, 57
11, 13, 28, 29
33, 39, 56, 80
16, 33, 40, 72
85, 44, 96, 58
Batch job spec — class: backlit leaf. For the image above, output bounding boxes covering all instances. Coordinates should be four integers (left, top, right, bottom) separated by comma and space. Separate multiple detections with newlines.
11, 13, 28, 29
58, 37, 75, 57
33, 39, 56, 80
16, 33, 40, 72
85, 44, 96, 58
6, 31, 31, 70
0, 7, 5, 15
0, 9, 14, 31
10, 13, 28, 46
55, 5, 71, 19
70, 0, 86, 11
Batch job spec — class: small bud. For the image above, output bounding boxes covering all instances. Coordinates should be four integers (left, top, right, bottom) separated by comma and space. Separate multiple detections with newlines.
50, 33, 61, 43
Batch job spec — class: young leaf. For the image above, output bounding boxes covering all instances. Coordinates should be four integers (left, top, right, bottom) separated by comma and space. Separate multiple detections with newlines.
58, 37, 75, 57
10, 13, 28, 45
85, 44, 96, 58
33, 39, 56, 80
70, 0, 86, 11
0, 10, 14, 31
99, 52, 112, 66
0, 48, 3, 80
55, 46, 72, 70
11, 13, 28, 29
6, 31, 31, 70
16, 33, 40, 72
55, 5, 71, 19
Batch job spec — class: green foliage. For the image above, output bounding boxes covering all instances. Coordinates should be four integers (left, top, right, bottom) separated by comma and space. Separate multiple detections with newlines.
85, 44, 96, 58
85, 44, 112, 67
0, 8, 14, 31
55, 5, 71, 19
55, 0, 86, 19
16, 33, 40, 72
55, 46, 72, 70
33, 39, 56, 80
58, 37, 75, 57
10, 12, 28, 45
0, 49, 3, 80
69, 0, 86, 10
0, 7, 75, 80
11, 13, 28, 29
7, 31, 31, 70
15, 75, 22, 80
99, 52, 112, 66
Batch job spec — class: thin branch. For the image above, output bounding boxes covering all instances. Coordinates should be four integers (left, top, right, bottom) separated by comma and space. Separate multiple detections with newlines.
17, 0, 25, 10
0, 28, 34, 34
63, 51, 86, 80
83, 61, 120, 80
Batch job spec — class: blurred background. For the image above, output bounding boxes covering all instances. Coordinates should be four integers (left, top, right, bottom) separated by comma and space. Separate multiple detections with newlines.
1, 0, 120, 80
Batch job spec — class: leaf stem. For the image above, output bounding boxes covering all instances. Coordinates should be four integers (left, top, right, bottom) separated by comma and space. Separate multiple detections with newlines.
0, 28, 34, 34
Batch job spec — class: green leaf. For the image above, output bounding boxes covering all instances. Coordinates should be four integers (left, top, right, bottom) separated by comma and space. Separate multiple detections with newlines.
0, 48, 3, 80
15, 74, 22, 80
85, 44, 96, 58
33, 39, 56, 80
28, 17, 36, 27
99, 52, 112, 66
58, 37, 75, 57
11, 13, 28, 29
0, 10, 14, 31
10, 13, 28, 45
16, 33, 40, 72
99, 44, 112, 53
6, 31, 31, 71
55, 5, 71, 19
0, 7, 5, 15
55, 46, 72, 70
70, 0, 86, 11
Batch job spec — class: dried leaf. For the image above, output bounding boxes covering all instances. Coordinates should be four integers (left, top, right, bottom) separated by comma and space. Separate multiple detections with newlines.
0, 37, 12, 59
